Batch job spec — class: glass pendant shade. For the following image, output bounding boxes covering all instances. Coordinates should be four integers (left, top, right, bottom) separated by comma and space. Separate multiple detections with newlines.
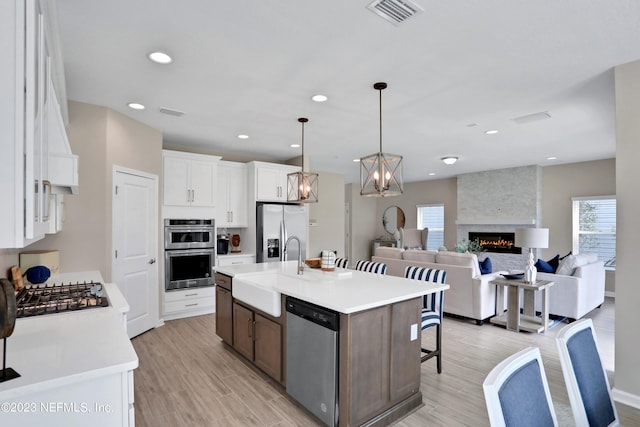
360, 82, 403, 197
287, 117, 319, 203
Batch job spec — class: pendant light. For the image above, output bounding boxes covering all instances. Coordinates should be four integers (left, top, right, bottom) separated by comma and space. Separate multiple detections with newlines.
287, 118, 319, 203
360, 82, 403, 197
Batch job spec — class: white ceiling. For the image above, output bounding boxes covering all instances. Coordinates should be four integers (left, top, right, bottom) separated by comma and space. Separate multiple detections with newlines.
55, 0, 640, 184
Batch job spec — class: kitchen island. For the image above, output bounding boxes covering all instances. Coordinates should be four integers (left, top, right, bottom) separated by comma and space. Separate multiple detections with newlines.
216, 261, 449, 427
0, 271, 138, 426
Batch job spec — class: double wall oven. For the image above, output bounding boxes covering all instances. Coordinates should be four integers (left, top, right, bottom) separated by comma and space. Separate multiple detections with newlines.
164, 219, 215, 291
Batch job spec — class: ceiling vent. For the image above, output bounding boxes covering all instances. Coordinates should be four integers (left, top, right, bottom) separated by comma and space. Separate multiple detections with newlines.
512, 111, 551, 125
367, 0, 423, 25
159, 107, 185, 117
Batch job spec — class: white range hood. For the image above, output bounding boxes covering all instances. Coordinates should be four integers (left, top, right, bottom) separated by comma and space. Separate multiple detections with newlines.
47, 84, 78, 195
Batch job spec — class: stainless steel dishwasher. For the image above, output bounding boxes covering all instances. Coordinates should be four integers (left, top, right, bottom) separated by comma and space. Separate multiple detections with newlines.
285, 296, 339, 427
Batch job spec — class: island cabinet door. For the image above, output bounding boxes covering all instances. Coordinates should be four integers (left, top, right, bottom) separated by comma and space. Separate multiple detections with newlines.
215, 285, 233, 344
339, 297, 423, 426
233, 302, 254, 360
389, 297, 422, 401
254, 313, 282, 381
342, 305, 391, 425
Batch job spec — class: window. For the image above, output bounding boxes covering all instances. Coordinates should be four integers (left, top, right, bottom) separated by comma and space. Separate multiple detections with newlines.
572, 196, 616, 269
417, 204, 444, 250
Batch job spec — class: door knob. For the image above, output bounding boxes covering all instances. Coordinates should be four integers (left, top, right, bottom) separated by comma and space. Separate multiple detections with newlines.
149, 258, 156, 264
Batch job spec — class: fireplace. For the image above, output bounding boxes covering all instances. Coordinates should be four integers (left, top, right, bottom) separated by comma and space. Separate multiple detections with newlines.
468, 232, 521, 254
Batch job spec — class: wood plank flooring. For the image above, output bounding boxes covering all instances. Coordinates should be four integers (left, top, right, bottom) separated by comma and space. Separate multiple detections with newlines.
132, 298, 640, 426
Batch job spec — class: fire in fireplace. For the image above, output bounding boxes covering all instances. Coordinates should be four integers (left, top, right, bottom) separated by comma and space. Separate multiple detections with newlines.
468, 232, 522, 254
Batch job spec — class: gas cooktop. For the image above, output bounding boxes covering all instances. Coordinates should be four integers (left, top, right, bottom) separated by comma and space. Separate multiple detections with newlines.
15, 281, 110, 318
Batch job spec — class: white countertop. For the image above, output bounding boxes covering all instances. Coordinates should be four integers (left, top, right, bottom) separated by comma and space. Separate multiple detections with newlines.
217, 261, 449, 314
0, 271, 138, 400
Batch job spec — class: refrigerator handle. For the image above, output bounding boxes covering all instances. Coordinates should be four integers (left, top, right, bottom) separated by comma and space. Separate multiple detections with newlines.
281, 219, 287, 261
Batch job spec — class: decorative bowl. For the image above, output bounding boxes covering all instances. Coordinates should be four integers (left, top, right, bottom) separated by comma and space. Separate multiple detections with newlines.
304, 258, 322, 268
501, 273, 525, 280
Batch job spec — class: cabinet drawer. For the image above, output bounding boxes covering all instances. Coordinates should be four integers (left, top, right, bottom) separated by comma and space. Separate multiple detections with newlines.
215, 272, 232, 290
218, 255, 255, 266
164, 287, 215, 303
164, 296, 215, 314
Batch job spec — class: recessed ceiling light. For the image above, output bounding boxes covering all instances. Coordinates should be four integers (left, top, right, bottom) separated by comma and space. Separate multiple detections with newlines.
547, 156, 558, 160
428, 172, 436, 176
237, 134, 249, 140
353, 158, 360, 162
311, 94, 328, 103
485, 129, 499, 135
148, 51, 172, 64
290, 144, 300, 148
441, 156, 458, 165
127, 102, 145, 110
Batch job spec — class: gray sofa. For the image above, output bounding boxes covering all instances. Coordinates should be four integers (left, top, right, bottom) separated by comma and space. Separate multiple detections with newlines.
533, 253, 606, 320
372, 247, 505, 324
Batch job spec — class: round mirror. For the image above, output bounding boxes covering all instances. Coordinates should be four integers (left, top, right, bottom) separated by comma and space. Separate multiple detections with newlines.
382, 206, 405, 236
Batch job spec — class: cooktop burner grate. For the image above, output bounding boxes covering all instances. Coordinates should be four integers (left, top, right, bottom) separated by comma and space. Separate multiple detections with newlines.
15, 281, 109, 318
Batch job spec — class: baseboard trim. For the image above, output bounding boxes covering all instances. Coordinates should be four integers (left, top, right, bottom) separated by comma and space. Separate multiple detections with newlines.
612, 387, 640, 409
361, 392, 424, 427
605, 291, 615, 298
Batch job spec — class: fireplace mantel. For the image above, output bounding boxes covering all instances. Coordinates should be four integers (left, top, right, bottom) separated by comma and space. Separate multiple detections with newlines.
456, 218, 536, 225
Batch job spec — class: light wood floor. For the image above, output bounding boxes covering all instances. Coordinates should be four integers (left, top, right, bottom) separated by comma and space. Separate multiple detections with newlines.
132, 298, 640, 426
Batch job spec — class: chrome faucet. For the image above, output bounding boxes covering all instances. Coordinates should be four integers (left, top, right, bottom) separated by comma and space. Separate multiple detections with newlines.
285, 235, 304, 275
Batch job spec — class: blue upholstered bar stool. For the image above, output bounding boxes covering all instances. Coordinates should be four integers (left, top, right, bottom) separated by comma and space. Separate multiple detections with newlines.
483, 347, 558, 427
335, 257, 349, 269
556, 319, 619, 427
404, 266, 446, 372
354, 260, 387, 274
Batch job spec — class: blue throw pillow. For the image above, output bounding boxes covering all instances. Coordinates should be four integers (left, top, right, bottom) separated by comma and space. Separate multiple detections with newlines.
535, 258, 555, 273
479, 257, 492, 274
547, 254, 560, 272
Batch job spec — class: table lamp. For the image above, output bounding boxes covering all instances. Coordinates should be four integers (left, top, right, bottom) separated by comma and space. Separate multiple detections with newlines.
514, 228, 549, 284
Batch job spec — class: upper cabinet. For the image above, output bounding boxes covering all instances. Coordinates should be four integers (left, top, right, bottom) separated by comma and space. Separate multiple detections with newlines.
216, 161, 248, 228
252, 162, 301, 202
0, 0, 76, 248
162, 150, 221, 218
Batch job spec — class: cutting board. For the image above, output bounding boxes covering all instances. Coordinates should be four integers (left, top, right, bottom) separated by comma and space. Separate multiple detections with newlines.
10, 266, 24, 291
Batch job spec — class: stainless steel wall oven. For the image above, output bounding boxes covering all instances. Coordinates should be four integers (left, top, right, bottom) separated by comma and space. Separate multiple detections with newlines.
164, 219, 215, 291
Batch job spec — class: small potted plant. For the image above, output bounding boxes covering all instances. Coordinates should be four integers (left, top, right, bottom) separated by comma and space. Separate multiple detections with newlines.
455, 238, 485, 255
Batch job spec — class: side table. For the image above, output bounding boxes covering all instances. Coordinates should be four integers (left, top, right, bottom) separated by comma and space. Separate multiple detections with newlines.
490, 279, 555, 333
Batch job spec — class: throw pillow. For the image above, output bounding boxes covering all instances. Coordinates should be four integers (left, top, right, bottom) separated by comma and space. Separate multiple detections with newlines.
535, 258, 555, 273
556, 255, 578, 276
479, 257, 492, 274
546, 254, 560, 272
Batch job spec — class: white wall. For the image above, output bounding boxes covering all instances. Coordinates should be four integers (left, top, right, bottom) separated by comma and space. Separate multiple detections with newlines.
308, 171, 345, 258
541, 159, 616, 292
613, 59, 640, 407
345, 183, 377, 264
27, 102, 163, 281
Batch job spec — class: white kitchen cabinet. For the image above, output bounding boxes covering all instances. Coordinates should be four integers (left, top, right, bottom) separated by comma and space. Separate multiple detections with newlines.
216, 161, 248, 227
163, 150, 220, 208
0, 0, 70, 248
217, 254, 255, 267
252, 161, 301, 202
163, 286, 216, 320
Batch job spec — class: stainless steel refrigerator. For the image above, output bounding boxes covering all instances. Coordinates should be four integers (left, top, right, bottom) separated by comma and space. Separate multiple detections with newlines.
256, 203, 307, 263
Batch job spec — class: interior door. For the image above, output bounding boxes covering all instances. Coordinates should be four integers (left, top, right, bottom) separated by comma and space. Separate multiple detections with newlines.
112, 167, 159, 338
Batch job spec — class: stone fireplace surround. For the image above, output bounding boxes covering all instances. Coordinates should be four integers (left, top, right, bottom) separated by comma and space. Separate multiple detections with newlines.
456, 166, 542, 273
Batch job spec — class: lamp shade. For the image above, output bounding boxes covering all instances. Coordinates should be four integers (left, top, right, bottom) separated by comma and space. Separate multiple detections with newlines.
514, 228, 549, 249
